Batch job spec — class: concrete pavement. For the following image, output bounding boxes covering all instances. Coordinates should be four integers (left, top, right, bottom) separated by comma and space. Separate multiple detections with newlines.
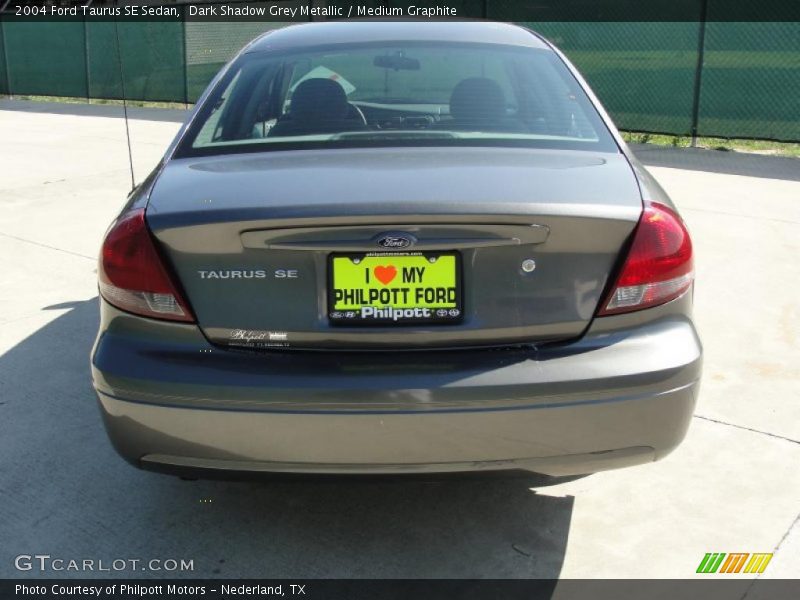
0, 100, 797, 579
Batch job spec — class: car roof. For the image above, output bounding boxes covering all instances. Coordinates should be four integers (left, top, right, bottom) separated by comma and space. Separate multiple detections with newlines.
245, 20, 549, 53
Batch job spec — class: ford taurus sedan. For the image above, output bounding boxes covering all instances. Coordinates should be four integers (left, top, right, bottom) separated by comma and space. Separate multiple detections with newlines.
91, 20, 702, 478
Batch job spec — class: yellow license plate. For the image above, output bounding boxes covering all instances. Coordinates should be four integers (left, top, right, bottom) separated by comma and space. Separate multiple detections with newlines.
328, 252, 462, 324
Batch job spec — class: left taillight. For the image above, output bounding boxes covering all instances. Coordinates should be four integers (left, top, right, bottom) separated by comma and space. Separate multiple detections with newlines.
98, 208, 195, 322
597, 201, 694, 316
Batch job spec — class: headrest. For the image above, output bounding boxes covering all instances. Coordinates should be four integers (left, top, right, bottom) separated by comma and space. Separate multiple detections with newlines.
290, 78, 349, 120
449, 77, 506, 122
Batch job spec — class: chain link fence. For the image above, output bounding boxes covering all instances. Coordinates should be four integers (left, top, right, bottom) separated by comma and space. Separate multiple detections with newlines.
0, 2, 798, 141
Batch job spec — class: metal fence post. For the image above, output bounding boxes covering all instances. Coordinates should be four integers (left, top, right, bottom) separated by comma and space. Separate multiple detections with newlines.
1, 18, 12, 98
181, 7, 188, 107
84, 19, 91, 103
690, 0, 710, 146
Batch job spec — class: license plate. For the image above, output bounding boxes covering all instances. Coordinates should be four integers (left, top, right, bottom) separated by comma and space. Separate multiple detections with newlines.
328, 252, 462, 324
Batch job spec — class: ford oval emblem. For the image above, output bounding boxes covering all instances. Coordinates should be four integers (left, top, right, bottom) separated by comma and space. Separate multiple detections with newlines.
377, 234, 415, 249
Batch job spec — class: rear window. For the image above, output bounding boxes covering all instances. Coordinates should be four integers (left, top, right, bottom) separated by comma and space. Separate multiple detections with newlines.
177, 41, 618, 156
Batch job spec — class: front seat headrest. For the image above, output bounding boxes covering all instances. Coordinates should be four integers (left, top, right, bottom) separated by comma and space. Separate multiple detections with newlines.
449, 77, 506, 123
289, 78, 349, 121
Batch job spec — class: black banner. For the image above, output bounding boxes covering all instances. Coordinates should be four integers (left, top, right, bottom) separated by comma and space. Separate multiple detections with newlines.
2, 0, 800, 22
4, 580, 800, 600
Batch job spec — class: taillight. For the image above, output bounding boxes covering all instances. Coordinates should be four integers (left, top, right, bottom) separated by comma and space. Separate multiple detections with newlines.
98, 208, 195, 322
598, 201, 693, 316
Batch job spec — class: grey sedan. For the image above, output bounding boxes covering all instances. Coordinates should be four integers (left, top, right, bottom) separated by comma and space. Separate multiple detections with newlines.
91, 21, 702, 478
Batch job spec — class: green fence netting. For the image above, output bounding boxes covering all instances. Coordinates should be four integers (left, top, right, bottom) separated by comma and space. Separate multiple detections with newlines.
3, 20, 87, 97
698, 21, 800, 140
0, 23, 7, 95
184, 21, 286, 101
87, 20, 186, 102
527, 22, 703, 136
0, 4, 799, 142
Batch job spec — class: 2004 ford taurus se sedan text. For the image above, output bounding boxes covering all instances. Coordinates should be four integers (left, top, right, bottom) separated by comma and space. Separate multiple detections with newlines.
91, 21, 702, 478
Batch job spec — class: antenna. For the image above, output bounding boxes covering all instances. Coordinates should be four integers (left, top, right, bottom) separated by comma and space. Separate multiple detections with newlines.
113, 5, 136, 191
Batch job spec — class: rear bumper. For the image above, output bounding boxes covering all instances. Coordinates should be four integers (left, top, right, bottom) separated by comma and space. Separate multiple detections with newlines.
92, 300, 701, 476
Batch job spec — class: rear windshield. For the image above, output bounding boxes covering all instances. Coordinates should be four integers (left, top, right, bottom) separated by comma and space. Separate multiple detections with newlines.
176, 41, 618, 157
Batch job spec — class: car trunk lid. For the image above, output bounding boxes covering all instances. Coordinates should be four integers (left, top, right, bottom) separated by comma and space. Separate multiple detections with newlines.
146, 146, 641, 349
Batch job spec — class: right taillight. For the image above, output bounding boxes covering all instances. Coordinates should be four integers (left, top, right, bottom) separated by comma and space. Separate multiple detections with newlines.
598, 201, 693, 316
98, 208, 195, 322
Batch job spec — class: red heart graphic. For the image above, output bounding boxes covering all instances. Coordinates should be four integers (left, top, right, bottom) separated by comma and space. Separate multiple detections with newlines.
374, 265, 397, 285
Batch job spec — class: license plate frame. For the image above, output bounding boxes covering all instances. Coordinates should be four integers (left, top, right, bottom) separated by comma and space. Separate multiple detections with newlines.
327, 251, 463, 326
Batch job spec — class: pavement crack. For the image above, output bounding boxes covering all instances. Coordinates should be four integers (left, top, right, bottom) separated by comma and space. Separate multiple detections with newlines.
740, 510, 800, 600
773, 510, 800, 554
0, 231, 95, 261
694, 414, 800, 445
0, 168, 132, 194
511, 543, 531, 557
